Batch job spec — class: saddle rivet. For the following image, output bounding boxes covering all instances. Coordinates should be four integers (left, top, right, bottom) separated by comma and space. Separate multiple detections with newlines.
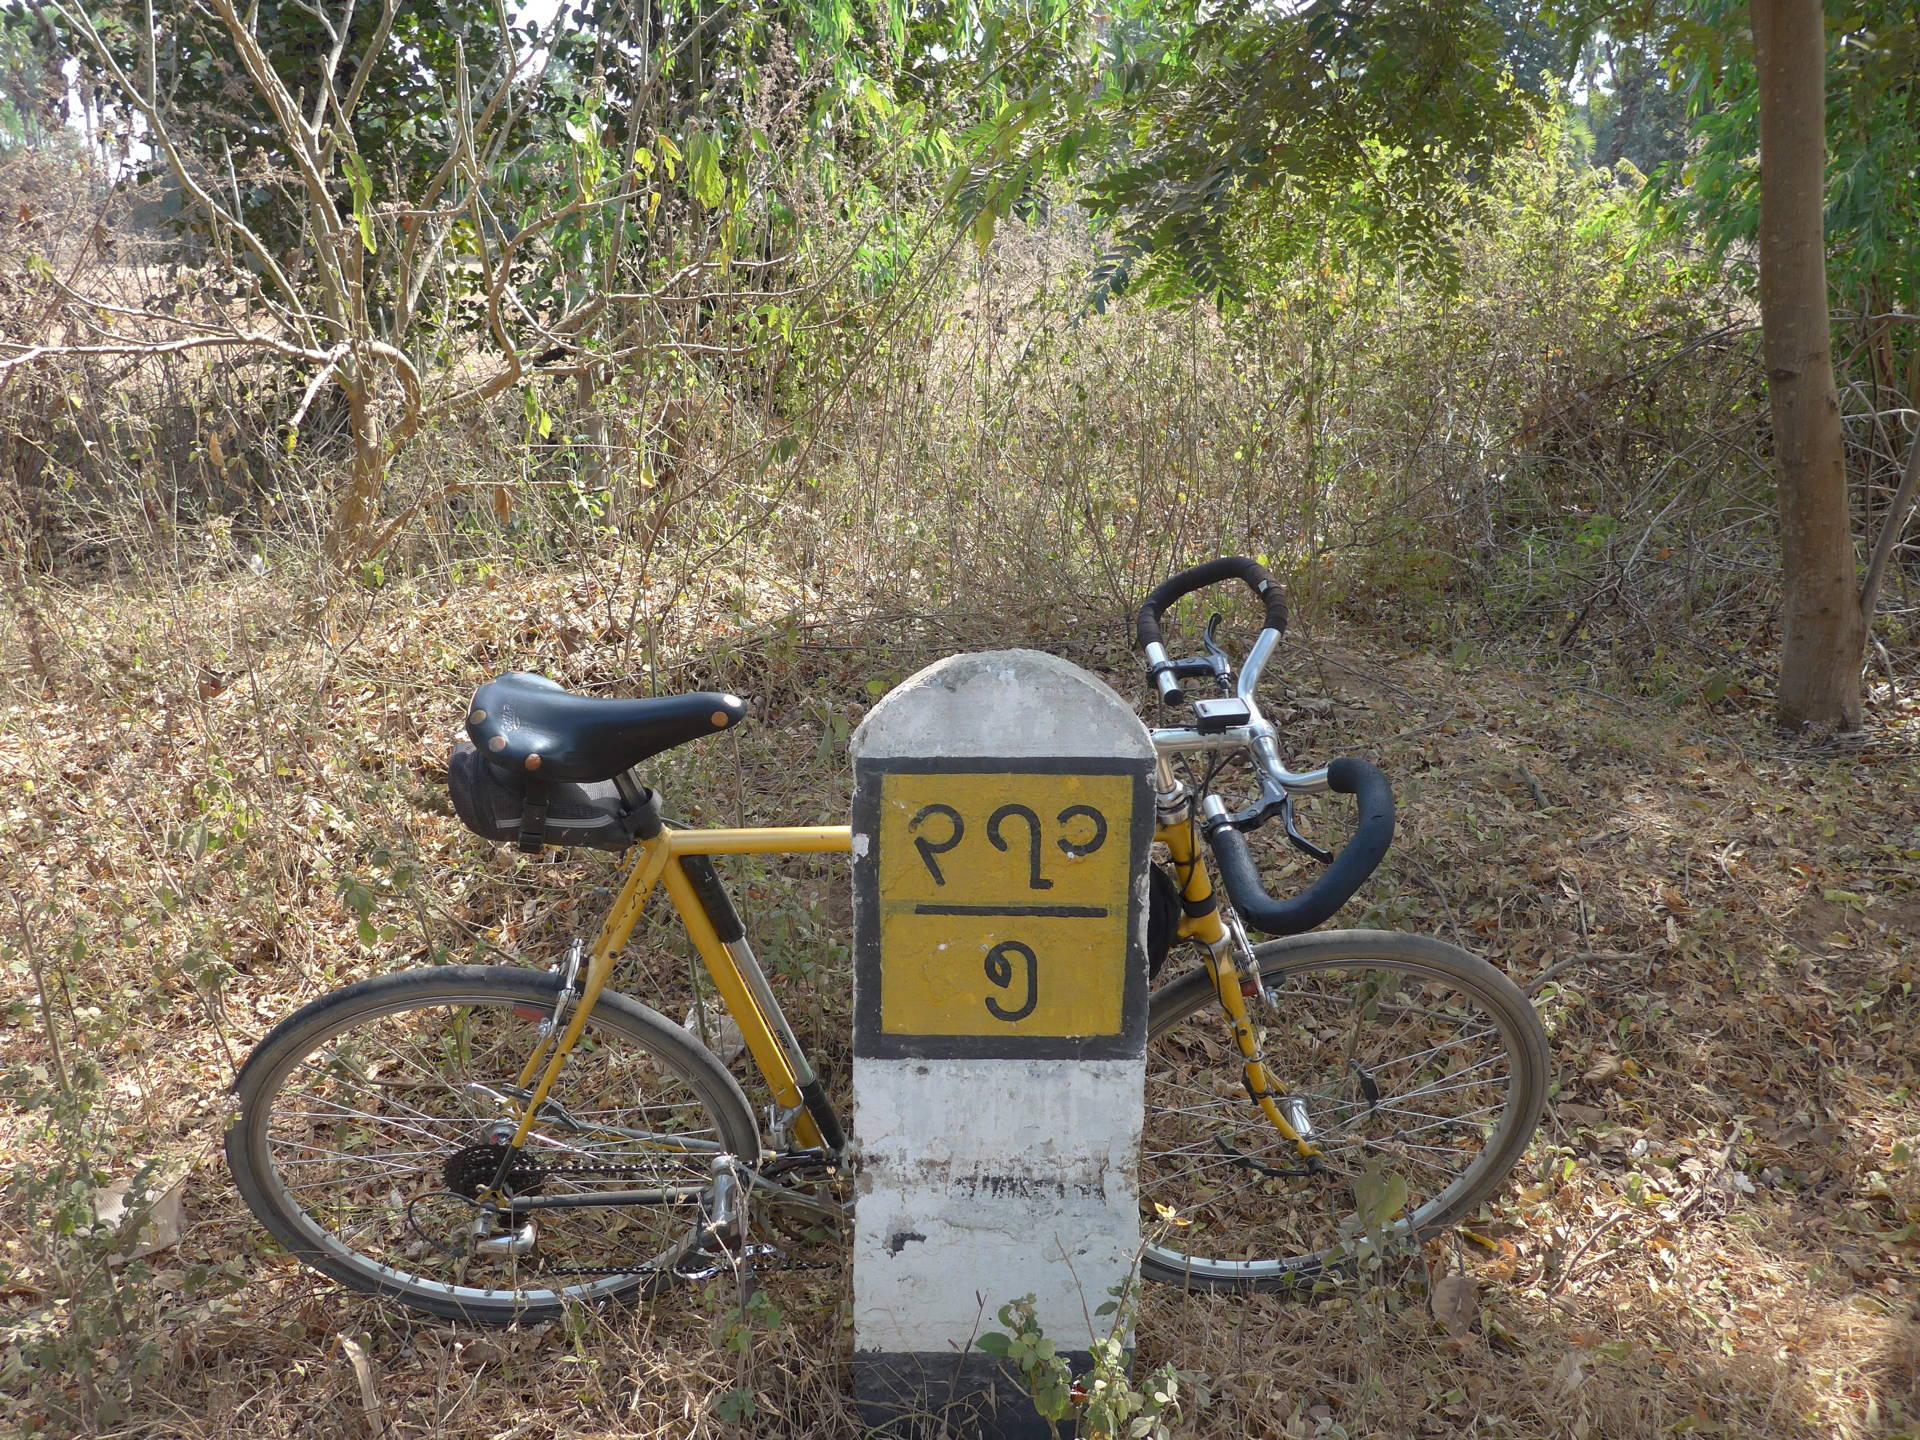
488, 734, 507, 752
711, 710, 730, 727
469, 708, 486, 725
525, 754, 543, 772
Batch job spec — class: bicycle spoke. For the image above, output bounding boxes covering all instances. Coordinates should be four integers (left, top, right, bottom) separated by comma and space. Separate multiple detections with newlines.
248, 989, 741, 1306
276, 1146, 445, 1168
1144, 949, 1537, 1282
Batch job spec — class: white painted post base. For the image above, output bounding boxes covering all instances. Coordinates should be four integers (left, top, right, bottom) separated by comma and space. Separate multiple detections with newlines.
848, 651, 1154, 1435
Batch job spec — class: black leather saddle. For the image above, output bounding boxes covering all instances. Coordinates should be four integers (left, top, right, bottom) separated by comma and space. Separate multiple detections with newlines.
466, 672, 747, 783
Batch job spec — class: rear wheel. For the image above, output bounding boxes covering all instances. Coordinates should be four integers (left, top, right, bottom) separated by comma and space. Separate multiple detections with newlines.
1141, 930, 1548, 1290
225, 966, 759, 1324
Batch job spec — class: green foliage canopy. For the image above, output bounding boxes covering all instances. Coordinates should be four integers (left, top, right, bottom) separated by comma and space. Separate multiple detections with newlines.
65, 0, 518, 243
1671, 0, 1917, 319
951, 0, 1549, 306
0, 4, 62, 151
1560, 0, 1920, 320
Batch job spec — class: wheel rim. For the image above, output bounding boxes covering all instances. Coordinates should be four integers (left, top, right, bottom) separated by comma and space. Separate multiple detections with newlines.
1142, 955, 1530, 1283
251, 989, 733, 1308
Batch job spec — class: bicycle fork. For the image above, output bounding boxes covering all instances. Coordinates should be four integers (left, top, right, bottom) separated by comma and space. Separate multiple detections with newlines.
1158, 783, 1321, 1163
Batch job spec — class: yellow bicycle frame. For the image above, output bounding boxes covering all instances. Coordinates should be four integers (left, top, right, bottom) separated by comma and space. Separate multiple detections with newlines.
499, 813, 1310, 1160
1159, 815, 1317, 1156
506, 825, 852, 1153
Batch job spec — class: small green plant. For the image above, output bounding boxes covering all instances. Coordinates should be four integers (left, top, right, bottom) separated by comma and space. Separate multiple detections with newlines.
1, 1058, 163, 1433
703, 1277, 785, 1429
976, 1296, 1074, 1422
711, 1385, 760, 1425
1307, 1160, 1424, 1336
977, 1289, 1193, 1439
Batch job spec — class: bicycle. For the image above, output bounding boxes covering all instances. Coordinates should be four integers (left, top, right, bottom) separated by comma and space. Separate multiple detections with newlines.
224, 557, 1550, 1324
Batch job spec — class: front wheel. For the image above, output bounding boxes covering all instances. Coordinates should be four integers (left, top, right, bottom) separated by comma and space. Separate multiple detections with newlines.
1141, 930, 1549, 1291
225, 966, 759, 1325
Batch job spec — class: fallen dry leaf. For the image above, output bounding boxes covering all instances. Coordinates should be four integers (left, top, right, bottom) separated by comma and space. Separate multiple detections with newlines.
1431, 1272, 1479, 1337
1553, 1349, 1589, 1399
339, 1334, 387, 1438
94, 1161, 192, 1265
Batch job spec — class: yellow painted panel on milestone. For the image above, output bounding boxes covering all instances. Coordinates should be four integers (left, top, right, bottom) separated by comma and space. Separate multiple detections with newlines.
876, 770, 1134, 1038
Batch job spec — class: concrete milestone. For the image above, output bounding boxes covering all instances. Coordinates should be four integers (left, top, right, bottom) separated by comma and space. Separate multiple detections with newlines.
849, 650, 1155, 1436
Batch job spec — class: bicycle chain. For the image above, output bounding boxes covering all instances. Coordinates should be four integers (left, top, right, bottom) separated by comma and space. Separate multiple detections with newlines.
536, 1158, 690, 1180
497, 1158, 842, 1278
538, 1255, 841, 1278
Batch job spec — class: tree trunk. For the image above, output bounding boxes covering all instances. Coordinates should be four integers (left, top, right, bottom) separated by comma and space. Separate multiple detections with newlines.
1600, 47, 1646, 171
328, 379, 384, 568
575, 365, 608, 494
1750, 0, 1864, 730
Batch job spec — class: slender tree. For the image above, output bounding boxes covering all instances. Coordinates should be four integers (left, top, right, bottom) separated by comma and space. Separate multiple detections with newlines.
1749, 0, 1864, 728
983, 0, 1912, 729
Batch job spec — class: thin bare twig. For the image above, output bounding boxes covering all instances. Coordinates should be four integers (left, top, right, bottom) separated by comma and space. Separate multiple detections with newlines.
1860, 416, 1920, 623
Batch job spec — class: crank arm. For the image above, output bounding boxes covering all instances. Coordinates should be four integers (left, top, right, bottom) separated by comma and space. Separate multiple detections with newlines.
673, 1243, 784, 1284
740, 1170, 848, 1222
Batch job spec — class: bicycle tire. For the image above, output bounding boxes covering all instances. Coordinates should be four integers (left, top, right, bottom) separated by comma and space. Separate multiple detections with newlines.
1140, 929, 1549, 1291
226, 966, 759, 1325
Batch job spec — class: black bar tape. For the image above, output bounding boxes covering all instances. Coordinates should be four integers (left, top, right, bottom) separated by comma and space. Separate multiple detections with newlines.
681, 855, 746, 944
1135, 556, 1289, 652
1203, 758, 1394, 936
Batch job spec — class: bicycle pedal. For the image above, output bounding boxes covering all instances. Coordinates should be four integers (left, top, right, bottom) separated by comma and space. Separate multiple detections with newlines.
673, 1242, 781, 1283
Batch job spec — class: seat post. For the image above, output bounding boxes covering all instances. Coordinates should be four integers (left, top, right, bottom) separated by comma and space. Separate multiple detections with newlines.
612, 769, 647, 808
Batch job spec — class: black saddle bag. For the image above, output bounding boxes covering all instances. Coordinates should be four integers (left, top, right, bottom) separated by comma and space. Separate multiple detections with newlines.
448, 742, 638, 853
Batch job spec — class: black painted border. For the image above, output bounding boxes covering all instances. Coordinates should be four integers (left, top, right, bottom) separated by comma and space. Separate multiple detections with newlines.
853, 1348, 1094, 1438
852, 755, 1152, 1061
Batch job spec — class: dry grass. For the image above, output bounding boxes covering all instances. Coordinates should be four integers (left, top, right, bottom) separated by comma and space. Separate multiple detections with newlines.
5, 86, 1918, 1440
3, 541, 1917, 1439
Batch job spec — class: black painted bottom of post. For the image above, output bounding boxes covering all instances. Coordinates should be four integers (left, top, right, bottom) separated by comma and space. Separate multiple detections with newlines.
853, 1350, 1093, 1438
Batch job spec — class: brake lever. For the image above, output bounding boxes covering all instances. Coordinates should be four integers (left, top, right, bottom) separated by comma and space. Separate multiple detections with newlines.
1282, 793, 1334, 864
1200, 612, 1236, 693
1212, 790, 1334, 864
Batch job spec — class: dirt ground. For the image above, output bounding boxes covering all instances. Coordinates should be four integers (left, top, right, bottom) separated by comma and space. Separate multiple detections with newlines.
3, 564, 1917, 1438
